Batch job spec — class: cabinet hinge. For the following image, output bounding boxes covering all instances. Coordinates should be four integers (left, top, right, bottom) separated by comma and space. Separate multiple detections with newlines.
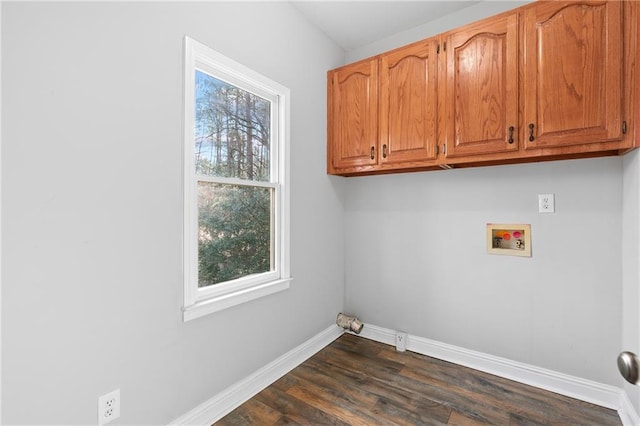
623, 121, 628, 134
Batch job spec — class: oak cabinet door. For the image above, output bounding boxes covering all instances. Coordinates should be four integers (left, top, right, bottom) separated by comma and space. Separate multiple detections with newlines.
328, 60, 378, 171
379, 39, 438, 166
441, 13, 519, 159
523, 1, 623, 150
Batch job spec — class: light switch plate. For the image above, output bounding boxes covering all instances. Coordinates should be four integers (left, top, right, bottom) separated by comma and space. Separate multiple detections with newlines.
538, 194, 555, 213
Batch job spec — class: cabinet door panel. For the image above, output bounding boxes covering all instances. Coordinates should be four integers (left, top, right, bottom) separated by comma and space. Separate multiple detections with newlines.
523, 1, 622, 149
380, 39, 438, 165
442, 13, 519, 158
329, 60, 378, 170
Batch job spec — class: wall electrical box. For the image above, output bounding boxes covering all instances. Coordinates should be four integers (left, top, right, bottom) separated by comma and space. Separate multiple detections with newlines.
487, 224, 531, 257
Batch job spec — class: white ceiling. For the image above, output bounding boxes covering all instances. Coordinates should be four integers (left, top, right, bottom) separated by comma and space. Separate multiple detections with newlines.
290, 1, 481, 51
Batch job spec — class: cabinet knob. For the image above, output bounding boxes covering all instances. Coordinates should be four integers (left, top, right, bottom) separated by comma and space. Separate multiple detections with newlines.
528, 123, 535, 142
508, 126, 515, 144
370, 146, 375, 160
382, 144, 388, 158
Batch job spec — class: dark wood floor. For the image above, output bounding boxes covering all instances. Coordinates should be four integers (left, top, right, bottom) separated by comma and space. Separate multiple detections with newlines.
217, 334, 621, 425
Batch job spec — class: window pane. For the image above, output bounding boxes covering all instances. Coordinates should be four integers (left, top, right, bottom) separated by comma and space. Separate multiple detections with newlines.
195, 70, 271, 182
197, 181, 273, 287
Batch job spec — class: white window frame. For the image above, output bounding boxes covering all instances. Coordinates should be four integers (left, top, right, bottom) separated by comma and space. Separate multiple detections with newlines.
183, 36, 291, 321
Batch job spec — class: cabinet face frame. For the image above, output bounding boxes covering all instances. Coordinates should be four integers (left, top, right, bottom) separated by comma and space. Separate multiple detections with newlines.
440, 12, 520, 159
379, 38, 439, 166
522, 1, 623, 150
624, 0, 640, 150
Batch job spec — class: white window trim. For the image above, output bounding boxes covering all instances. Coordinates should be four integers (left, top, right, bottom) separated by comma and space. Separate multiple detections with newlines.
182, 36, 291, 321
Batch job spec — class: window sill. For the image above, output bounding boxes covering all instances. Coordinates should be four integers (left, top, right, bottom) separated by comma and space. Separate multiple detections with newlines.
183, 278, 292, 322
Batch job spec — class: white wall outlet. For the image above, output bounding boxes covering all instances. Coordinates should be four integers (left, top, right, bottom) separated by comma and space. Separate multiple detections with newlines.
98, 389, 120, 425
395, 331, 408, 352
538, 193, 555, 213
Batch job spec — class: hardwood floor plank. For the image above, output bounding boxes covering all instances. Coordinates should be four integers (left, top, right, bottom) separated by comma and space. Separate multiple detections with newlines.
317, 343, 405, 378
216, 334, 621, 425
291, 363, 378, 406
378, 345, 618, 425
317, 341, 510, 423
398, 359, 613, 425
305, 354, 452, 423
372, 395, 451, 426
284, 378, 380, 425
255, 386, 348, 426
448, 409, 495, 425
272, 415, 304, 426
216, 398, 282, 426
508, 412, 549, 426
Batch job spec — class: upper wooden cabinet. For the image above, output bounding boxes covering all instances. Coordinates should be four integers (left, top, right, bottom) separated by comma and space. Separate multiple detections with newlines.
523, 1, 623, 150
328, 38, 439, 174
440, 13, 519, 159
327, 59, 378, 172
379, 38, 439, 166
327, 0, 638, 176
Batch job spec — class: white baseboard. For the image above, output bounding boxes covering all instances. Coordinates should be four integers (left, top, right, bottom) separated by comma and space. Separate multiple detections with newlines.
169, 325, 344, 426
354, 324, 640, 426
169, 321, 640, 426
619, 391, 640, 426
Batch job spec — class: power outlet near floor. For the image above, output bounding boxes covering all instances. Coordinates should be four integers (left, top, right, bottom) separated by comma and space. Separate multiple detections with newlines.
396, 331, 408, 352
98, 389, 120, 425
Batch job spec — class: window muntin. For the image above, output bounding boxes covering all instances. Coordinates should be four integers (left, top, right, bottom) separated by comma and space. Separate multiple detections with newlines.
183, 37, 290, 320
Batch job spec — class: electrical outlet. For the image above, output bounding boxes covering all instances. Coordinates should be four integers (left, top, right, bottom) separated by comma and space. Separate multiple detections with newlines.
396, 332, 408, 352
538, 193, 555, 213
98, 389, 120, 425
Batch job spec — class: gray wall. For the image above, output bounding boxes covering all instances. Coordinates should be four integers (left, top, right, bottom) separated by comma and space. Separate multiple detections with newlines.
346, 1, 532, 62
1, 2, 345, 424
343, 0, 629, 390
348, 0, 640, 411
344, 158, 623, 385
623, 150, 640, 410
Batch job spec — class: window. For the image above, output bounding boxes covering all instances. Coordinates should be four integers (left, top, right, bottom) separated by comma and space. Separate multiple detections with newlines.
183, 37, 290, 321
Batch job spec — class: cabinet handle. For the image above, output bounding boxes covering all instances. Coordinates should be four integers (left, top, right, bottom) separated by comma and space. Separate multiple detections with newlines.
528, 123, 535, 142
370, 146, 375, 160
382, 144, 388, 158
508, 126, 515, 144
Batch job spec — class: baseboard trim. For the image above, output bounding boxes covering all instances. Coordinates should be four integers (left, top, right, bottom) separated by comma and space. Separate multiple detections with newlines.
354, 324, 640, 425
169, 322, 640, 426
619, 390, 640, 426
169, 325, 344, 425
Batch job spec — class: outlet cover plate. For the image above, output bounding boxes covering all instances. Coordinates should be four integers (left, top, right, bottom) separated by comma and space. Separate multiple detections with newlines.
396, 332, 408, 352
98, 389, 120, 425
538, 194, 555, 213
